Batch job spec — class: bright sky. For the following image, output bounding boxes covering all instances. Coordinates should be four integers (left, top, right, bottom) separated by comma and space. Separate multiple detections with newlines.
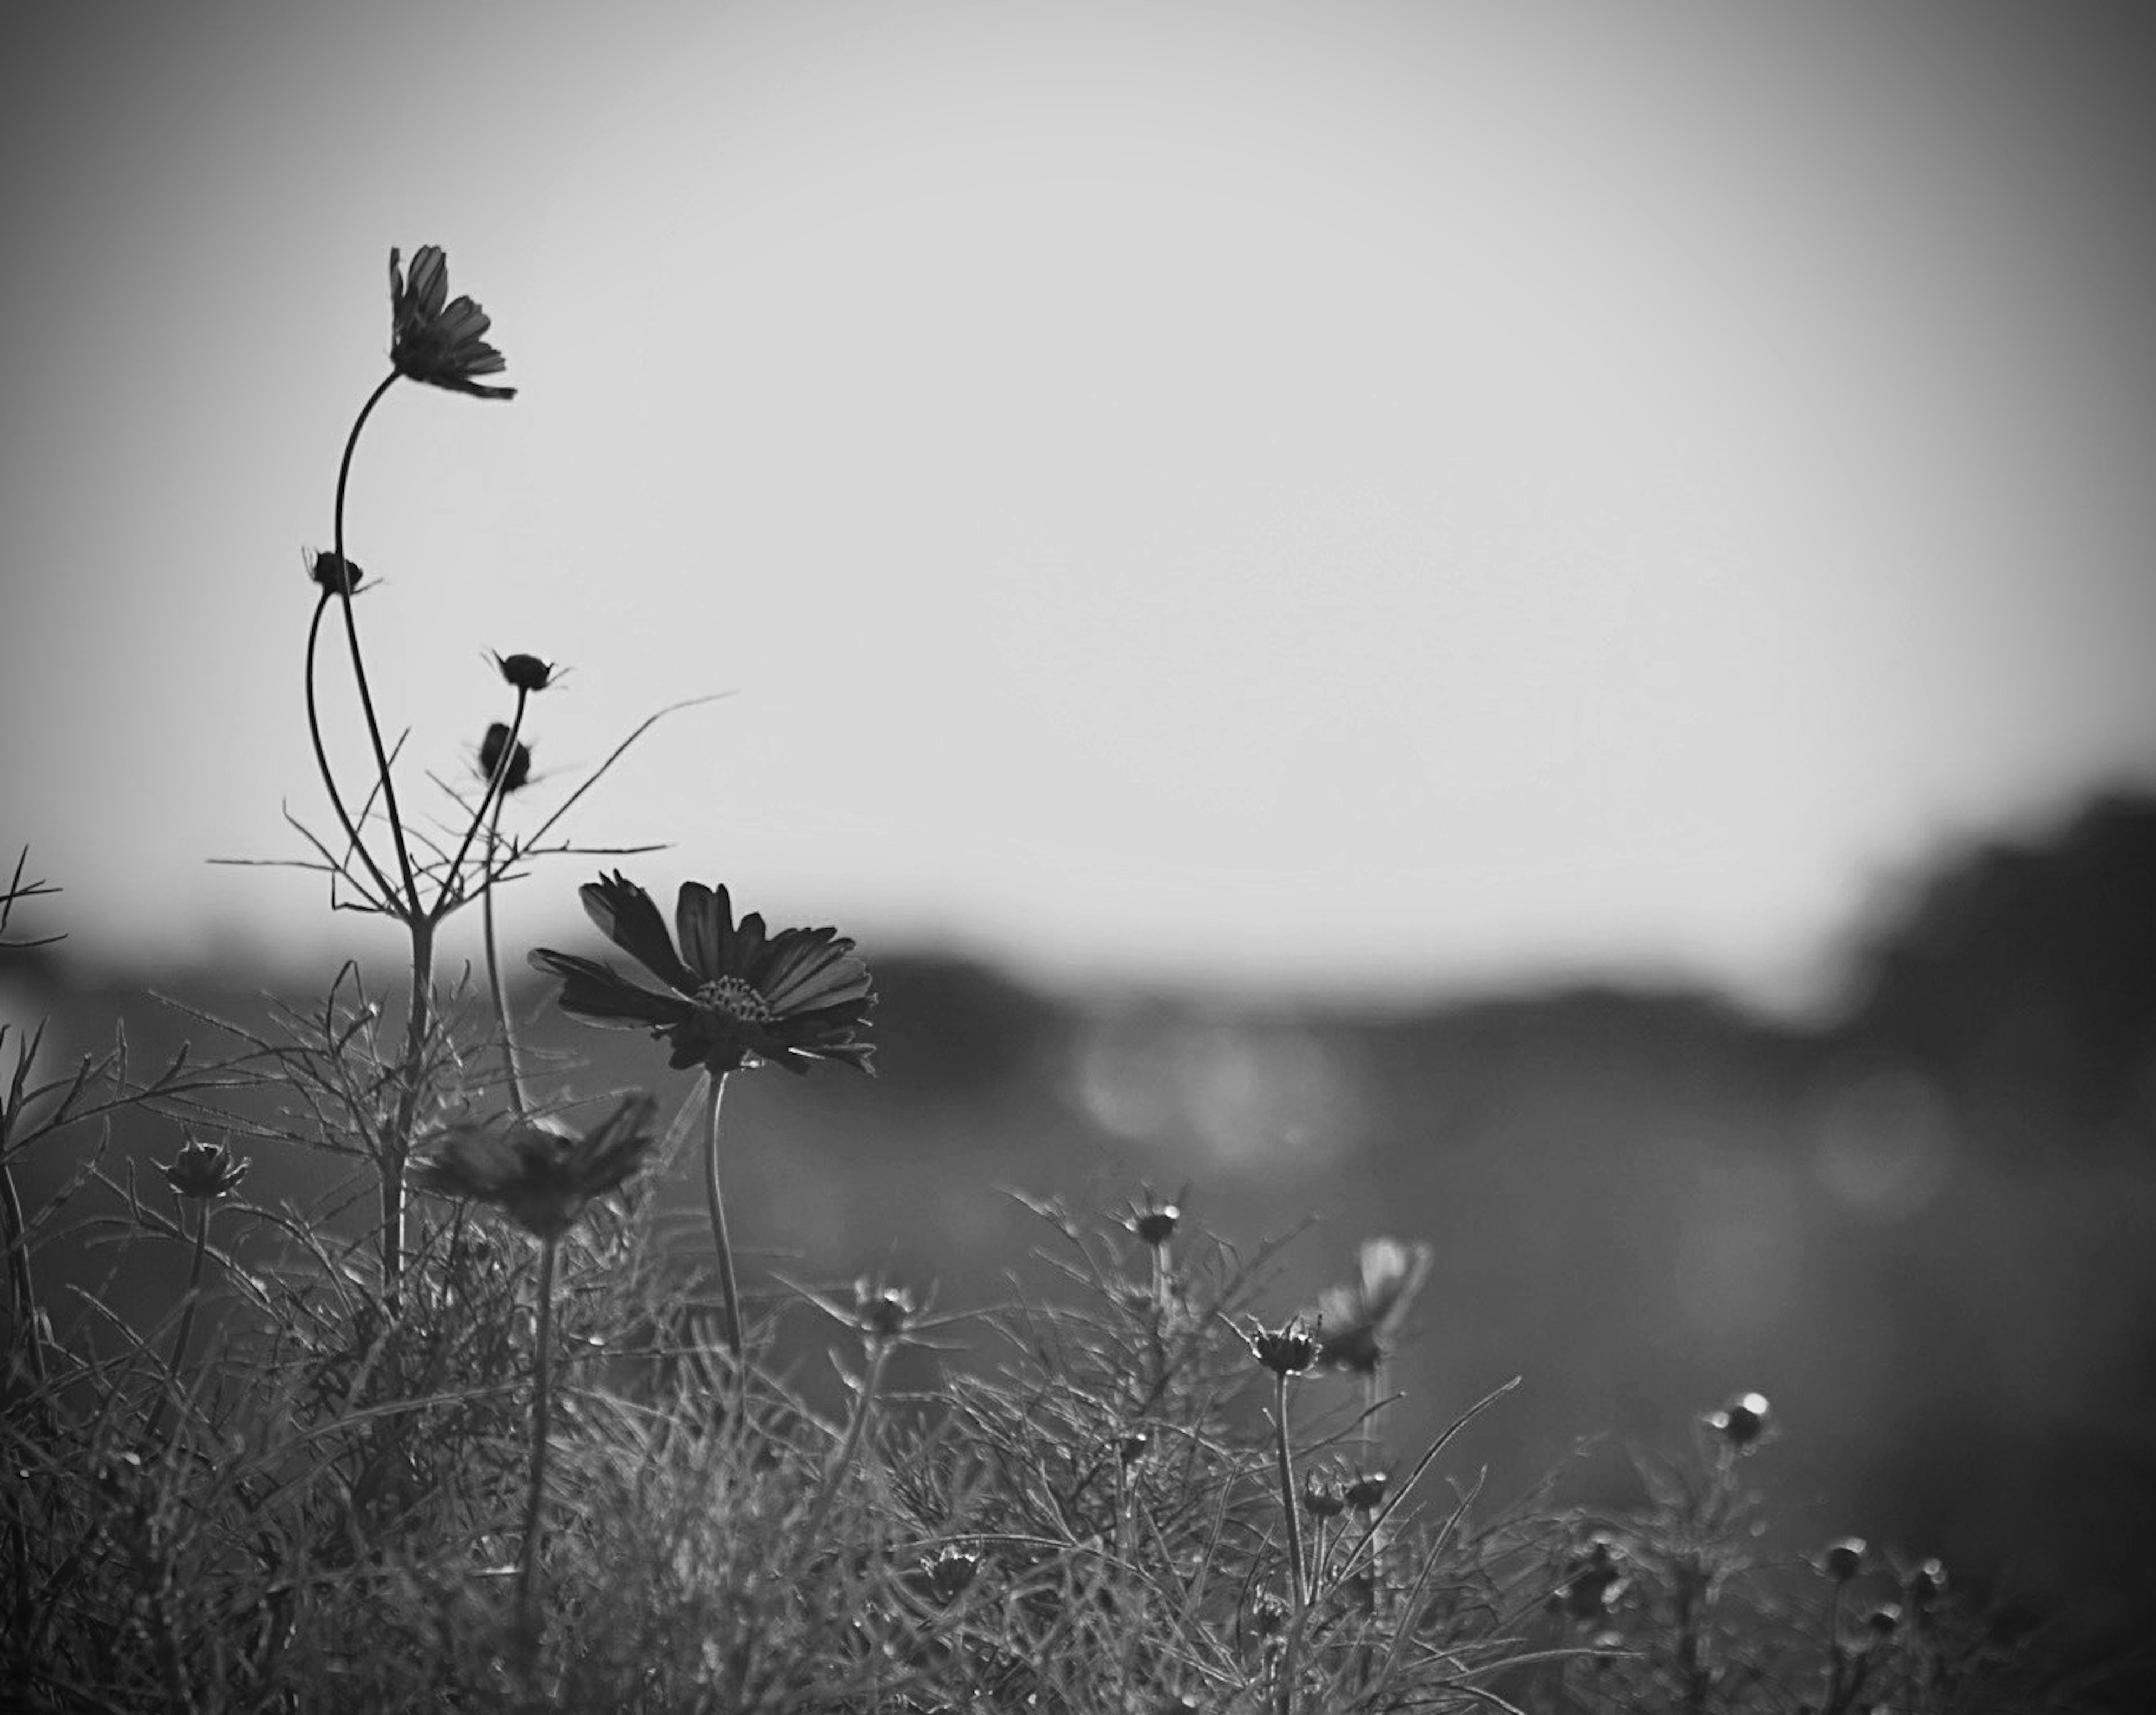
5, 2, 2153, 1010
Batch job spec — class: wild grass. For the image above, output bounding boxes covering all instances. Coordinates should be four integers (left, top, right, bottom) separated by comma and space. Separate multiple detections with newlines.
1, 244, 2077, 1712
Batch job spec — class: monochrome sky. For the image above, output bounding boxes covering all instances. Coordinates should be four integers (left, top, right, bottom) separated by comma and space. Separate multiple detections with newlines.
5, 2, 2152, 1009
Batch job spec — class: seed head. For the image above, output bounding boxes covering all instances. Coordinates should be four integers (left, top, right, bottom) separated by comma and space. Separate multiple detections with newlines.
306, 549, 364, 595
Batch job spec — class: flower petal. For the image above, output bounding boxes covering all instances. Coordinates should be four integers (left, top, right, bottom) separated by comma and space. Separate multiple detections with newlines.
580, 872, 698, 993
675, 881, 730, 983
528, 947, 691, 1030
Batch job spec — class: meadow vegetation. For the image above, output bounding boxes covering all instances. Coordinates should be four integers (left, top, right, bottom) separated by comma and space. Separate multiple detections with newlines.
0, 248, 2074, 1712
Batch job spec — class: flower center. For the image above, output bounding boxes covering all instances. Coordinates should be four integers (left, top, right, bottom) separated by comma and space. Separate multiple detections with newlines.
693, 976, 775, 1027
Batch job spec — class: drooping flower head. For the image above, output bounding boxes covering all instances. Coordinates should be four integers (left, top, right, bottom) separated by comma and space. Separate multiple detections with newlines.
529, 872, 875, 1078
1313, 1236, 1433, 1375
412, 1093, 660, 1240
478, 722, 532, 793
389, 244, 515, 399
305, 548, 364, 595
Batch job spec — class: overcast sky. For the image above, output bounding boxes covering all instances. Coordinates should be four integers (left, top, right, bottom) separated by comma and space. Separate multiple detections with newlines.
5, 2, 2152, 1010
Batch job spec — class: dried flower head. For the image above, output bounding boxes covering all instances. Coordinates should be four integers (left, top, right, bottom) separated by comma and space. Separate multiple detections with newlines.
389, 244, 515, 399
1126, 1197, 1181, 1248
530, 871, 875, 1077
1248, 1317, 1322, 1378
1706, 1390, 1772, 1450
478, 722, 532, 793
1344, 1470, 1388, 1512
1313, 1236, 1433, 1375
305, 548, 364, 595
162, 1136, 248, 1201
492, 652, 558, 693
412, 1093, 659, 1239
1300, 1470, 1346, 1518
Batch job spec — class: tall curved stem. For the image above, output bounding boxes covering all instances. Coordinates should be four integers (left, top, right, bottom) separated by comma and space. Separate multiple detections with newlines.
517, 1234, 559, 1648
701, 1073, 744, 1362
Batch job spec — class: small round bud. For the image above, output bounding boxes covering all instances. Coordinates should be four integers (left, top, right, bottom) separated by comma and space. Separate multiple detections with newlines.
1707, 1390, 1771, 1448
1300, 1472, 1346, 1518
162, 1136, 248, 1201
306, 549, 364, 595
1866, 1603, 1902, 1638
1130, 1203, 1180, 1247
1907, 1557, 1946, 1608
492, 652, 558, 692
1819, 1536, 1867, 1582
478, 722, 532, 792
852, 1278, 915, 1340
1344, 1471, 1389, 1512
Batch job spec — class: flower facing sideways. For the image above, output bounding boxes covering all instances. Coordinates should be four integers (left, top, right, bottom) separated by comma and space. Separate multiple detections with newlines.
529, 872, 875, 1077
1313, 1236, 1433, 1375
413, 1093, 660, 1239
389, 244, 515, 399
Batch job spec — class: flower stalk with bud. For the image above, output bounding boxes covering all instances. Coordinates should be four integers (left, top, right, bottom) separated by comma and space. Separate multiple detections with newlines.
146, 1137, 247, 1444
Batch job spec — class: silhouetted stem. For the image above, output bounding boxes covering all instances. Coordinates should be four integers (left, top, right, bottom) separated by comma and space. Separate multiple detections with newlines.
517, 1234, 559, 1646
1273, 1371, 1307, 1609
330, 370, 422, 918
0, 1161, 43, 1385
701, 1073, 743, 1362
302, 592, 398, 907
145, 1200, 211, 1445
481, 789, 526, 1113
381, 914, 434, 1294
798, 1338, 890, 1549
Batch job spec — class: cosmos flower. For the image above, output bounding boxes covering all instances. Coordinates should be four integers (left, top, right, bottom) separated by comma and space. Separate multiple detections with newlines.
1247, 1317, 1322, 1378
529, 872, 875, 1078
389, 244, 515, 399
412, 1093, 660, 1239
162, 1136, 248, 1201
1312, 1237, 1433, 1375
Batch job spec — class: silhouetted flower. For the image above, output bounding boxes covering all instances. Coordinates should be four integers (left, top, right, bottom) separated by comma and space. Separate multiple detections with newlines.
1313, 1236, 1432, 1374
162, 1136, 248, 1201
1866, 1603, 1902, 1639
1125, 1195, 1181, 1248
305, 548, 363, 595
413, 1093, 659, 1239
1344, 1470, 1388, 1512
1248, 1317, 1322, 1378
1300, 1470, 1346, 1518
389, 244, 515, 399
529, 872, 875, 1077
852, 1276, 916, 1340
922, 1547, 980, 1603
1706, 1390, 1772, 1450
492, 652, 558, 692
478, 722, 532, 792
1819, 1537, 1867, 1582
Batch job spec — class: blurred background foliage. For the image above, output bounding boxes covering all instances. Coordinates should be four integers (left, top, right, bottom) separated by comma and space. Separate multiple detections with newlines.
7, 790, 2152, 1673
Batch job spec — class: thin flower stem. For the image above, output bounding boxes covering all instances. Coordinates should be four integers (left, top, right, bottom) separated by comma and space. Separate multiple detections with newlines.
441, 688, 528, 912
381, 914, 435, 1294
0, 1160, 44, 1385
702, 1073, 744, 1362
798, 1338, 890, 1550
144, 1199, 211, 1445
302, 591, 397, 907
1273, 1371, 1307, 1611
480, 789, 526, 1119
330, 370, 422, 919
517, 1233, 559, 1648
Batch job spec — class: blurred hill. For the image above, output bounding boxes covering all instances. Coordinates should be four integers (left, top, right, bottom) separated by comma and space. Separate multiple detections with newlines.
6, 791, 2153, 1674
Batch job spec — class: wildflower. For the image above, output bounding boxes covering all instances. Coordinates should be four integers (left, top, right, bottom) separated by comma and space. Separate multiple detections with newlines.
1866, 1603, 1902, 1638
492, 651, 558, 693
412, 1093, 660, 1239
1118, 1431, 1151, 1466
1123, 1188, 1182, 1248
1706, 1390, 1772, 1449
852, 1276, 915, 1340
1344, 1470, 1388, 1512
1300, 1471, 1346, 1518
388, 244, 515, 399
1552, 1536, 1629, 1622
478, 722, 532, 792
1906, 1556, 1947, 1607
162, 1136, 248, 1201
922, 1547, 980, 1603
1248, 1317, 1322, 1378
305, 548, 364, 595
529, 871, 875, 1077
1313, 1236, 1432, 1374
1819, 1536, 1867, 1582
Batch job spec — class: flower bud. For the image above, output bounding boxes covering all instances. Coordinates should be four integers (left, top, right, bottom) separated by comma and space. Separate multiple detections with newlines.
306, 549, 363, 595
162, 1136, 248, 1201
1707, 1390, 1771, 1449
1819, 1536, 1867, 1582
852, 1278, 915, 1340
1301, 1471, 1346, 1518
1345, 1470, 1389, 1512
1248, 1318, 1321, 1378
923, 1547, 979, 1602
478, 722, 532, 793
1130, 1202, 1180, 1247
492, 652, 558, 692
